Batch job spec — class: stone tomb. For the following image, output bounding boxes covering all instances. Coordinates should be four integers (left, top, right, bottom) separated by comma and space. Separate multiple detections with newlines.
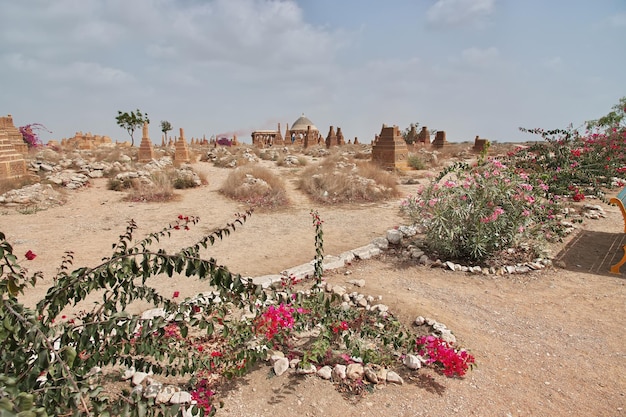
174, 128, 191, 163
418, 126, 431, 145
432, 131, 448, 148
0, 114, 28, 154
138, 122, 155, 162
371, 125, 408, 170
473, 135, 490, 152
0, 131, 27, 181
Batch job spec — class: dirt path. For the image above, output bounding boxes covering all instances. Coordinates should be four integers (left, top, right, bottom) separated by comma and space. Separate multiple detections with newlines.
1, 160, 624, 416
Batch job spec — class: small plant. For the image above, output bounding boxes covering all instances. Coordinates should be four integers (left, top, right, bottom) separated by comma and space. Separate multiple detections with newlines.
407, 154, 426, 170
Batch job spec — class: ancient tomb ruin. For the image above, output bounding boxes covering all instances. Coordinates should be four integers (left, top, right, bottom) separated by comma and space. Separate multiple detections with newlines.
371, 125, 408, 170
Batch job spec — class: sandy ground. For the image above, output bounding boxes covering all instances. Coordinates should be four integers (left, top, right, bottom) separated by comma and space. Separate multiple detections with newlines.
1, 160, 625, 417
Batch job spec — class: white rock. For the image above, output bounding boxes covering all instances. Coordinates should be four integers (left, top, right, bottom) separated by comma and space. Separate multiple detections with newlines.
346, 363, 364, 380
386, 371, 404, 385
143, 382, 162, 399
273, 357, 290, 376
317, 366, 333, 380
386, 229, 403, 245
403, 354, 422, 370
132, 372, 149, 386
156, 385, 179, 404
332, 364, 347, 380
296, 363, 317, 375
169, 391, 192, 404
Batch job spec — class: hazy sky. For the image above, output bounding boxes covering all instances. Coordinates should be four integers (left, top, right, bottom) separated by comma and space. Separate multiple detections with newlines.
2, 0, 625, 144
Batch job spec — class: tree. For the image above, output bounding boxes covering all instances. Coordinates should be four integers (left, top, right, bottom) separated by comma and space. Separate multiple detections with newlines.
160, 120, 172, 143
115, 109, 149, 146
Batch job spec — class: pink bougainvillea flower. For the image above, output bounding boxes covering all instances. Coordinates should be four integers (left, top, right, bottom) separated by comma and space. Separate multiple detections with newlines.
25, 250, 36, 260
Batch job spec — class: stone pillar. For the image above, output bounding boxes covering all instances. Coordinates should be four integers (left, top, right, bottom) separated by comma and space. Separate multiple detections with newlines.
325, 126, 337, 148
371, 125, 408, 170
174, 128, 190, 163
138, 122, 155, 162
432, 131, 448, 148
336, 127, 345, 145
418, 126, 430, 144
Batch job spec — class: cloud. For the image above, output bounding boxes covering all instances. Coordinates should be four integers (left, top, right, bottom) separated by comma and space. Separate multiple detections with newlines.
461, 46, 499, 67
427, 0, 496, 26
608, 13, 626, 28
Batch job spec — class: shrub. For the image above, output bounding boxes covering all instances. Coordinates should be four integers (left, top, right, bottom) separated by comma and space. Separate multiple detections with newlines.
123, 172, 176, 203
0, 210, 474, 416
401, 160, 571, 264
299, 155, 399, 204
407, 154, 426, 170
220, 165, 289, 209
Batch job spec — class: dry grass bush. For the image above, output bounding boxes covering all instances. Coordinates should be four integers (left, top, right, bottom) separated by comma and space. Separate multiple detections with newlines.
220, 165, 289, 210
122, 172, 177, 203
298, 154, 399, 204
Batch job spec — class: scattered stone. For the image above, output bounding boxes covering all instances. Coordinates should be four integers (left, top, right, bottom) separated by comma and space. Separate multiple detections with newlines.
332, 364, 347, 380
403, 354, 422, 370
143, 382, 163, 399
169, 391, 192, 404
273, 357, 290, 376
317, 366, 333, 380
386, 229, 403, 245
156, 385, 179, 404
386, 371, 404, 385
346, 363, 364, 380
132, 372, 149, 386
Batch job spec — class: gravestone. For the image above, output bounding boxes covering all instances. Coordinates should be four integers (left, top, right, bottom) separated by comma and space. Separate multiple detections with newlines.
174, 128, 190, 163
473, 135, 490, 152
432, 130, 448, 148
371, 124, 408, 170
138, 122, 155, 162
325, 126, 338, 148
336, 127, 346, 145
418, 126, 430, 145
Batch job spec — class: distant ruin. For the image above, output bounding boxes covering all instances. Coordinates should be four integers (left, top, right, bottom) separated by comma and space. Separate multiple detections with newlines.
60, 131, 113, 150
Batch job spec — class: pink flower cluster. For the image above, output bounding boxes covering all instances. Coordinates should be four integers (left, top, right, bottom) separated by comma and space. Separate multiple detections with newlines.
256, 303, 296, 340
480, 206, 505, 223
190, 378, 214, 414
415, 335, 475, 378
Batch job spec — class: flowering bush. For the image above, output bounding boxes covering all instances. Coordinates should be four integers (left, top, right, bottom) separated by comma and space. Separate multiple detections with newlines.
515, 98, 626, 201
0, 210, 474, 416
415, 335, 475, 377
401, 159, 569, 263
19, 123, 50, 148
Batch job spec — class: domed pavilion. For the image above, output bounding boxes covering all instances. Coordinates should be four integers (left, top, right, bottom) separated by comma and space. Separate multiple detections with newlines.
251, 113, 322, 147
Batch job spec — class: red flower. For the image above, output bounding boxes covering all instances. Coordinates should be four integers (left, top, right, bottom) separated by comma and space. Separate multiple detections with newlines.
25, 250, 36, 260
210, 351, 223, 357
173, 291, 180, 298
197, 345, 204, 352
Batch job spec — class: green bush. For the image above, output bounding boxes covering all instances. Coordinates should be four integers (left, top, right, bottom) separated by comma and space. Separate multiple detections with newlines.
401, 160, 571, 264
0, 211, 473, 416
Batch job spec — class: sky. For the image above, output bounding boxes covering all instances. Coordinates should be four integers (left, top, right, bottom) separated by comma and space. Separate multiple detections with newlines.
1, 0, 625, 145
